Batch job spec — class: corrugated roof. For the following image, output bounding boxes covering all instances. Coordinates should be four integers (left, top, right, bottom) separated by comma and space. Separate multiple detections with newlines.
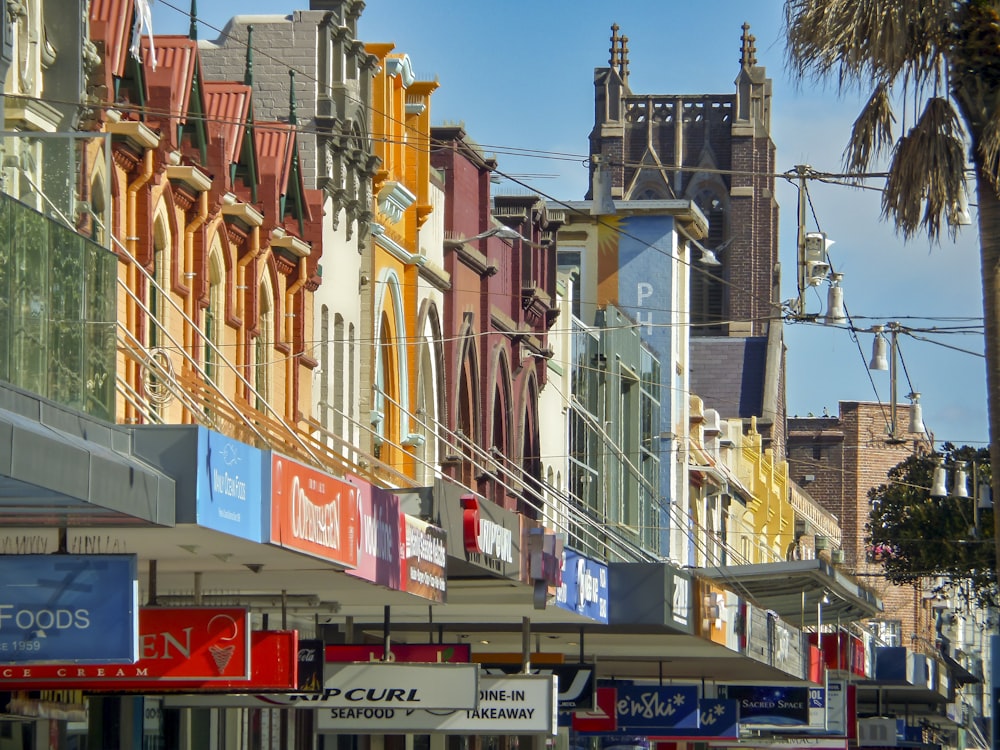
204, 81, 251, 167
140, 36, 197, 122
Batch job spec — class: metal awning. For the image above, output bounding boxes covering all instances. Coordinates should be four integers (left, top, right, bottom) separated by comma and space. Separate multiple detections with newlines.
702, 558, 882, 626
0, 387, 174, 526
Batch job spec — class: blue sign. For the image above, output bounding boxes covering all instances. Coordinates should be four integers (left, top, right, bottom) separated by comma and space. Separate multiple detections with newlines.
196, 428, 263, 542
720, 685, 810, 726
615, 684, 699, 731
557, 548, 609, 623
0, 555, 138, 664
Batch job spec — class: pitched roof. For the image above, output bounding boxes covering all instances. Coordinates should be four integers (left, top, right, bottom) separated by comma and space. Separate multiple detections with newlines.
689, 336, 767, 420
203, 81, 252, 167
140, 36, 198, 122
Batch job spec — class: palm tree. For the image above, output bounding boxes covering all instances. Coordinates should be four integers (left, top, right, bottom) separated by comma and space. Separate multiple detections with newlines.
784, 0, 1000, 578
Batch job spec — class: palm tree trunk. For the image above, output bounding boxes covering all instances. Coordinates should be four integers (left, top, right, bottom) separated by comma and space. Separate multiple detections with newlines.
974, 162, 1000, 579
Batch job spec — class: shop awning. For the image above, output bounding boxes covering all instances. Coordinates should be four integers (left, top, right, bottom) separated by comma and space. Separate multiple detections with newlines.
0, 386, 174, 525
702, 558, 882, 626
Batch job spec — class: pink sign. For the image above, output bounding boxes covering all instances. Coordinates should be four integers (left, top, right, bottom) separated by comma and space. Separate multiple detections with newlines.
346, 474, 402, 589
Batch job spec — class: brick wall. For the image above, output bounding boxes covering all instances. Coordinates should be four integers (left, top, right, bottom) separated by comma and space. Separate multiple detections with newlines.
788, 403, 936, 644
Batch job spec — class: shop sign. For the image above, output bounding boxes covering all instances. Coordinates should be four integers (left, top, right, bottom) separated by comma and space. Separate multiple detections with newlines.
298, 639, 324, 692
402, 515, 447, 602
556, 548, 609, 623
718, 684, 810, 726
0, 554, 138, 664
666, 567, 693, 632
0, 607, 249, 684
197, 428, 263, 542
346, 475, 402, 589
435, 486, 521, 579
316, 662, 477, 709
315, 674, 558, 735
266, 453, 358, 567
480, 662, 594, 710
325, 644, 470, 663
614, 684, 699, 731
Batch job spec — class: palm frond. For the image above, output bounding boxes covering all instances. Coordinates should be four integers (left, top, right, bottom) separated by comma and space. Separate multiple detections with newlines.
844, 82, 896, 174
785, 0, 954, 90
882, 97, 967, 240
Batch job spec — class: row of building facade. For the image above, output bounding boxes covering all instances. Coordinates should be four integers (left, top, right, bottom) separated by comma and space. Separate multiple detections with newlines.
0, 1, 992, 748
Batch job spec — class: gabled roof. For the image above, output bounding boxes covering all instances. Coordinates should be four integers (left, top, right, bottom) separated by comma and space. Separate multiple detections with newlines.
203, 81, 251, 166
141, 36, 198, 123
90, 0, 134, 81
255, 122, 311, 233
204, 80, 258, 202
255, 122, 295, 191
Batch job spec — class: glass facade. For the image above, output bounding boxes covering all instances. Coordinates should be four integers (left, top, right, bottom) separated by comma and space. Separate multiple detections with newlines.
0, 191, 117, 420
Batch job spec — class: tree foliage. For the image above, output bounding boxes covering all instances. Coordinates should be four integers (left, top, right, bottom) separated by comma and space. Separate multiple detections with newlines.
866, 444, 996, 606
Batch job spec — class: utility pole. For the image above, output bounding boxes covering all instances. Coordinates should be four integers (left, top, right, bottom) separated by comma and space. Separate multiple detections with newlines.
794, 164, 810, 318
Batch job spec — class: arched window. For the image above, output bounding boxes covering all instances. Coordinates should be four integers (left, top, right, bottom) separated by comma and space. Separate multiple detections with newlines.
203, 241, 224, 382
334, 313, 345, 436
255, 278, 274, 411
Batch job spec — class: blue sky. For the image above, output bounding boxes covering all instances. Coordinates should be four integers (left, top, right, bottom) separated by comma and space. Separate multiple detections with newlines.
151, 0, 988, 447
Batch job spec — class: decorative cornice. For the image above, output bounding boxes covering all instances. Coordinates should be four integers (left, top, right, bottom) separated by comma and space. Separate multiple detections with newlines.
166, 165, 213, 193
221, 200, 265, 230
446, 240, 497, 278
371, 223, 422, 266
418, 259, 451, 292
269, 231, 311, 258
4, 96, 63, 133
385, 55, 416, 87
106, 118, 161, 150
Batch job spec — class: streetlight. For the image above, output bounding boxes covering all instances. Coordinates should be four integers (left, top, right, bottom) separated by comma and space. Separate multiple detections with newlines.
930, 458, 992, 534
867, 322, 925, 443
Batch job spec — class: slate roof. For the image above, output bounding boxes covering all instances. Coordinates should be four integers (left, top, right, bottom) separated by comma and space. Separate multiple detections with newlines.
689, 336, 767, 420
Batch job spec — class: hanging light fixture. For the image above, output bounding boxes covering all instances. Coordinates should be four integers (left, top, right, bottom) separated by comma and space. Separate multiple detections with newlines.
908, 392, 924, 435
930, 457, 948, 499
869, 326, 888, 371
824, 272, 846, 325
953, 462, 970, 499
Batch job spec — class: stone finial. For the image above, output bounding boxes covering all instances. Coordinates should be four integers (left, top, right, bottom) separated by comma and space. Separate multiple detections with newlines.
609, 23, 629, 83
621, 35, 630, 83
740, 22, 757, 67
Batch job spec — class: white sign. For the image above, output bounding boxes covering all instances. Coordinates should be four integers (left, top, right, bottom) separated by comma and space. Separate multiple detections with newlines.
317, 675, 557, 735
161, 663, 480, 711
320, 663, 478, 709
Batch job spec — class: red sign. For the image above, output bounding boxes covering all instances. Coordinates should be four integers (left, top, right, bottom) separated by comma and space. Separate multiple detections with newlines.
269, 454, 358, 567
325, 643, 470, 663
461, 495, 481, 553
572, 685, 617, 732
0, 630, 297, 693
0, 608, 249, 685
